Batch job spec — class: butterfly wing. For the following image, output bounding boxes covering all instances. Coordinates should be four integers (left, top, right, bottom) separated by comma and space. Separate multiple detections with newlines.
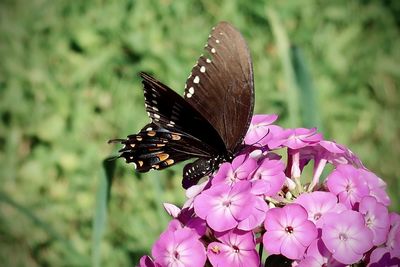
117, 123, 211, 172
184, 22, 254, 152
141, 72, 226, 154
113, 72, 227, 175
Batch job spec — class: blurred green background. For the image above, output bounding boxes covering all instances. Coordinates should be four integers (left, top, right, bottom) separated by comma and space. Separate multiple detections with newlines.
1, 0, 399, 266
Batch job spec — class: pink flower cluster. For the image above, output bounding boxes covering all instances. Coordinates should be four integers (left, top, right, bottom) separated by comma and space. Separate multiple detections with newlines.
138, 114, 400, 267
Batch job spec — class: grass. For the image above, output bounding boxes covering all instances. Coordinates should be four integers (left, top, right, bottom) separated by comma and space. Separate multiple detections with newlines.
0, 0, 399, 266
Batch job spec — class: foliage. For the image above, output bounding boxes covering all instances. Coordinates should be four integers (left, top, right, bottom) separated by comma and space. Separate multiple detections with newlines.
0, 0, 399, 266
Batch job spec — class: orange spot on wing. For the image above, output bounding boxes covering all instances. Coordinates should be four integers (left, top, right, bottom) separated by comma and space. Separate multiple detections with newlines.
157, 153, 169, 161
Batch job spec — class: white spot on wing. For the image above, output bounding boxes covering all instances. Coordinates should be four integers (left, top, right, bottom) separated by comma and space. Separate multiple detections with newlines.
200, 66, 206, 73
206, 58, 211, 63
188, 87, 194, 94
216, 39, 220, 43
211, 48, 216, 53
152, 107, 159, 111
154, 114, 160, 119
186, 93, 192, 98
193, 76, 200, 84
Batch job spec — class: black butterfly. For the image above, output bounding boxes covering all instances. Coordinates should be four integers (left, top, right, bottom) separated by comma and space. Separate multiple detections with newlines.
110, 22, 254, 189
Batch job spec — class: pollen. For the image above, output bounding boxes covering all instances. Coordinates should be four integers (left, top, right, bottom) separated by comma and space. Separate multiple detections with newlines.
210, 245, 220, 254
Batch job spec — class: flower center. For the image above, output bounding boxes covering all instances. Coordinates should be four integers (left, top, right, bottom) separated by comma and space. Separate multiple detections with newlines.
365, 213, 375, 227
345, 181, 354, 193
314, 212, 322, 221
339, 233, 348, 241
173, 250, 180, 260
232, 245, 240, 253
285, 226, 294, 234
222, 199, 232, 207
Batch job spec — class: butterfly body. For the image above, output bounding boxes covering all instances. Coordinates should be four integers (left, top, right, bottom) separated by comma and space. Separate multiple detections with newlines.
111, 22, 254, 189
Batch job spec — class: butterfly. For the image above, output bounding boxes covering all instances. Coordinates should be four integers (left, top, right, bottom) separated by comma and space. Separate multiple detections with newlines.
110, 22, 254, 189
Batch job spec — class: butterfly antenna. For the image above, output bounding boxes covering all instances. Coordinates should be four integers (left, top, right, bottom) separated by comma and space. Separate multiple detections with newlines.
108, 138, 126, 144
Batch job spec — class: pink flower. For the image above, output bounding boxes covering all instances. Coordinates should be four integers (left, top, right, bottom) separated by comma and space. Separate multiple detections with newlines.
163, 203, 181, 218
244, 114, 279, 147
152, 220, 206, 267
212, 154, 257, 186
249, 157, 285, 196
138, 255, 160, 267
237, 196, 268, 231
321, 210, 373, 265
268, 127, 323, 150
368, 212, 400, 266
359, 169, 391, 206
326, 164, 369, 208
359, 196, 390, 246
194, 181, 255, 231
263, 204, 318, 260
207, 229, 259, 267
296, 239, 346, 267
295, 191, 347, 228
163, 204, 207, 237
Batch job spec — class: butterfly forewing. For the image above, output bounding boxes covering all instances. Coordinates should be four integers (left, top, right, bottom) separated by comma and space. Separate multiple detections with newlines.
140, 72, 226, 154
184, 22, 254, 152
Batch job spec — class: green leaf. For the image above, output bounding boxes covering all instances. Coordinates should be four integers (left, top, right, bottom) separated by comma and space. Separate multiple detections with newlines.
91, 157, 116, 267
266, 8, 300, 127
291, 46, 322, 130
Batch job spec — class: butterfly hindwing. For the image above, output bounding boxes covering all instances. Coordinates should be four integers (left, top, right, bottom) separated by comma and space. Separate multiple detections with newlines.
118, 124, 212, 172
184, 21, 254, 153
